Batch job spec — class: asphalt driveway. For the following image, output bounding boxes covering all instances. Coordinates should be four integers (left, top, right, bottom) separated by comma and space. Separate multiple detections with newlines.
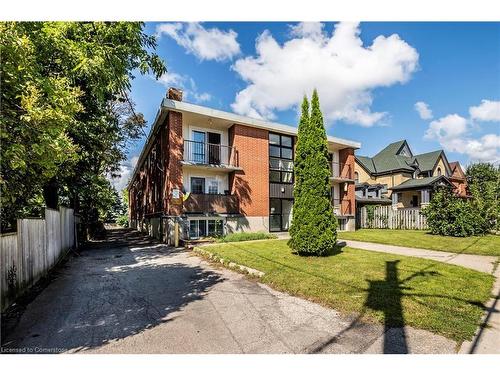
1, 229, 456, 354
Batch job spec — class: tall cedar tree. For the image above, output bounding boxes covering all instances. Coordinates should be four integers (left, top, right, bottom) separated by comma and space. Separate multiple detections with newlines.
288, 90, 337, 255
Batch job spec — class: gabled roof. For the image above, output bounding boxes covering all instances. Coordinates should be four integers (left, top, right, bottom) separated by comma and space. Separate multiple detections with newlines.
355, 139, 452, 177
356, 140, 415, 175
356, 155, 376, 174
389, 175, 453, 191
413, 150, 443, 172
449, 161, 466, 179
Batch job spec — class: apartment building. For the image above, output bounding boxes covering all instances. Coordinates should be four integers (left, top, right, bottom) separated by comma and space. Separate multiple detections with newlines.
128, 88, 360, 243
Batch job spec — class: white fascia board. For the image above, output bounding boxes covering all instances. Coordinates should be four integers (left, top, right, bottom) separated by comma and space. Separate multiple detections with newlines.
128, 99, 362, 189
162, 99, 361, 149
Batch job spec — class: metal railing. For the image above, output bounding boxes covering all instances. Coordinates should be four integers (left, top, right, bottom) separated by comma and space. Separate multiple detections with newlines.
183, 193, 239, 214
331, 162, 353, 180
183, 140, 239, 167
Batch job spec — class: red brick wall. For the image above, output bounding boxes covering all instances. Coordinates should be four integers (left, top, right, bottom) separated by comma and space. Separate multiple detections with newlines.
229, 124, 269, 217
165, 111, 183, 215
339, 148, 356, 215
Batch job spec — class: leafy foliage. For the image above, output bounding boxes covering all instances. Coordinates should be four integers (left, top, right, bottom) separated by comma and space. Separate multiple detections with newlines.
466, 163, 500, 231
1, 22, 166, 233
423, 163, 499, 237
216, 232, 277, 243
423, 188, 480, 237
288, 90, 337, 255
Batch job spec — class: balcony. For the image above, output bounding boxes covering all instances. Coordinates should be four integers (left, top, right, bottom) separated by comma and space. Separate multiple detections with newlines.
332, 198, 354, 216
330, 162, 354, 182
183, 193, 239, 214
182, 140, 240, 171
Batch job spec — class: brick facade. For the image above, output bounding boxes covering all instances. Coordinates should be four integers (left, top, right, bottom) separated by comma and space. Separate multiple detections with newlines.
339, 148, 356, 215
229, 124, 269, 217
165, 111, 183, 215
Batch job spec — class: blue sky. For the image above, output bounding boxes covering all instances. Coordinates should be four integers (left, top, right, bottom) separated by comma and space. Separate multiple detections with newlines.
116, 22, 500, 190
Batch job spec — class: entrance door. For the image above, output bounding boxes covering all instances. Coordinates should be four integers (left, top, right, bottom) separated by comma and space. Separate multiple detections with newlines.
269, 198, 293, 232
208, 132, 221, 164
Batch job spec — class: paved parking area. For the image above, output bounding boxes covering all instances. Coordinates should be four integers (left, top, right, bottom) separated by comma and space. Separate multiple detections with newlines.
2, 229, 457, 354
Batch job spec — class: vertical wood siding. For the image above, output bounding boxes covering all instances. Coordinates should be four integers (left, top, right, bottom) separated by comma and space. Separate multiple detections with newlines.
1, 207, 75, 311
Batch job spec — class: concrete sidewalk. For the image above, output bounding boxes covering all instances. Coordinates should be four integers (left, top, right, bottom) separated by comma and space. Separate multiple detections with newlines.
342, 239, 497, 274
459, 266, 500, 354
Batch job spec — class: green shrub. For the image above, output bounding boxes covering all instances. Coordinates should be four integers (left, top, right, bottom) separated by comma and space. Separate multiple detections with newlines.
422, 188, 486, 237
116, 214, 128, 228
217, 232, 278, 243
288, 90, 337, 256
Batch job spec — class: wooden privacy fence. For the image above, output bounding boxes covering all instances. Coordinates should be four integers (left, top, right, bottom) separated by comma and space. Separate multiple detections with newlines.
0, 207, 75, 311
357, 206, 428, 230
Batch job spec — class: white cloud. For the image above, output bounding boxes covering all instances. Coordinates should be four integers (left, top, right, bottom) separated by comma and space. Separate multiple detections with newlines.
157, 72, 211, 104
414, 101, 433, 120
469, 99, 500, 122
156, 22, 240, 62
424, 113, 500, 164
231, 22, 419, 127
425, 114, 467, 141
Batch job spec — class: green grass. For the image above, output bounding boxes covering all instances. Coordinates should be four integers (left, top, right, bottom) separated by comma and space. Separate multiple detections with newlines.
216, 231, 278, 243
200, 239, 494, 343
338, 229, 500, 256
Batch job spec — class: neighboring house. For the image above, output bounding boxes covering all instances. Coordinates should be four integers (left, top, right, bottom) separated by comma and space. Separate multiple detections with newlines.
355, 183, 392, 208
127, 88, 361, 243
354, 140, 466, 209
448, 161, 469, 197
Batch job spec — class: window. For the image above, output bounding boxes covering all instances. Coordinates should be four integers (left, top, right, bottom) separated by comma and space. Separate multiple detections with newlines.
269, 134, 294, 184
190, 219, 223, 239
269, 133, 280, 145
191, 177, 205, 194
208, 220, 224, 236
189, 220, 206, 238
269, 145, 281, 158
437, 167, 442, 176
207, 179, 219, 194
281, 148, 293, 160
354, 171, 359, 183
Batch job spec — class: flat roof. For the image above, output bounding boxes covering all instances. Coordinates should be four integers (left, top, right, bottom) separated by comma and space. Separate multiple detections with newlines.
163, 99, 361, 149
128, 98, 362, 188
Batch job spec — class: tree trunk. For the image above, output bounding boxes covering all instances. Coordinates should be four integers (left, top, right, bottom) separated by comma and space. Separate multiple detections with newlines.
43, 178, 59, 209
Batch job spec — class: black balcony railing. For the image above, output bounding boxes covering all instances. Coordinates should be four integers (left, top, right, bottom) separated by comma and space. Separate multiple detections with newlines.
183, 140, 239, 167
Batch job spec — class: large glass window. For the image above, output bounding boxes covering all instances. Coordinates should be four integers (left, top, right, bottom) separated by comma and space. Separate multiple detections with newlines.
269, 133, 294, 184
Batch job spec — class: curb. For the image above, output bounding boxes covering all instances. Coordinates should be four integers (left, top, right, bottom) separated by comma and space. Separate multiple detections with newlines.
193, 247, 265, 278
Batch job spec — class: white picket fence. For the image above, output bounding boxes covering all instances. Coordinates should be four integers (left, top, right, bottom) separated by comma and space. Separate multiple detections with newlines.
0, 207, 75, 311
358, 205, 428, 230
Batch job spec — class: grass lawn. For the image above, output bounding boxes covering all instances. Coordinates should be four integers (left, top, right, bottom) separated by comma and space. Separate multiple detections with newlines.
200, 240, 494, 343
338, 229, 500, 256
